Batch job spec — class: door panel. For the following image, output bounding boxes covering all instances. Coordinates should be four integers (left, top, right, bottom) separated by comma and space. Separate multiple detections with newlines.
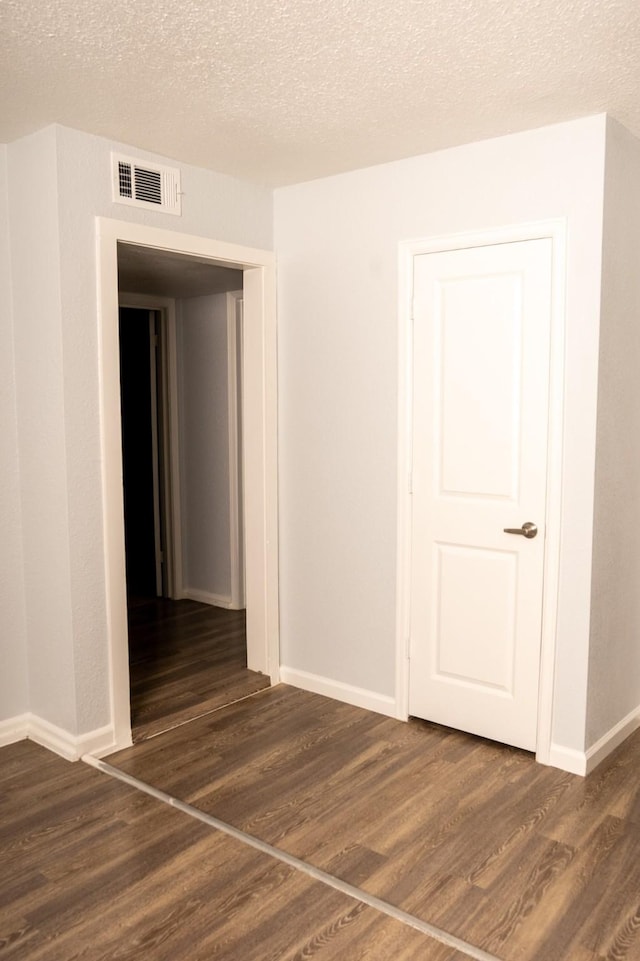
434, 544, 517, 693
438, 273, 521, 498
408, 239, 552, 751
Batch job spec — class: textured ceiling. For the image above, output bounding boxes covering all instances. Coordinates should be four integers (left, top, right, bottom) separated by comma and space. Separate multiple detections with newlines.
1, 0, 639, 185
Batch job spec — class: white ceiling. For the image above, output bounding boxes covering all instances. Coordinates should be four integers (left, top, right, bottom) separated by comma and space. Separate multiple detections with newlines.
1, 0, 639, 186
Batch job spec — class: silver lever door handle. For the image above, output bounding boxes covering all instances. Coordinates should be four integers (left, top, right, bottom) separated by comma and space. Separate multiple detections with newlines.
503, 522, 537, 539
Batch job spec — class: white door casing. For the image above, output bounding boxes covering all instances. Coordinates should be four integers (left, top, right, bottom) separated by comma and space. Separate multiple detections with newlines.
396, 222, 566, 763
97, 218, 279, 754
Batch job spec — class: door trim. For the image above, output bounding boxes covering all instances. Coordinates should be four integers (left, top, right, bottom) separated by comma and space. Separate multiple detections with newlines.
97, 218, 280, 753
395, 220, 567, 766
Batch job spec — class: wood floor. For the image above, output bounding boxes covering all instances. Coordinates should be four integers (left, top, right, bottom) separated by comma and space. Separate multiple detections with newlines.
1, 740, 470, 961
127, 597, 270, 741
109, 685, 640, 961
5, 611, 640, 961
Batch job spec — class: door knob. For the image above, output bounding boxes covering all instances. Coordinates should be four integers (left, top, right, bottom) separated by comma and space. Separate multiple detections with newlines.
503, 522, 538, 539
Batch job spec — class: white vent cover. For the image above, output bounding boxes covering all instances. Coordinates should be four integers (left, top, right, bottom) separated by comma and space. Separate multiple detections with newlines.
111, 153, 181, 215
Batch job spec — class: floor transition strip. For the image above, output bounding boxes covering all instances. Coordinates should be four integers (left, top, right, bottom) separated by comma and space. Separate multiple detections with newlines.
138, 685, 274, 742
84, 755, 502, 961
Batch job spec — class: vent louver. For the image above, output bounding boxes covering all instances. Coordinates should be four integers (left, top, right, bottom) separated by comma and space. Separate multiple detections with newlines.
111, 153, 181, 215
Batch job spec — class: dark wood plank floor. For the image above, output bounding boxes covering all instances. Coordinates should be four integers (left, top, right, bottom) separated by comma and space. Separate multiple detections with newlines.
127, 597, 270, 741
0, 740, 470, 961
110, 685, 640, 961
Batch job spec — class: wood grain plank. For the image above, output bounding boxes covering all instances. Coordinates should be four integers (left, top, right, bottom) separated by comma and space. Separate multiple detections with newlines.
1, 742, 476, 961
109, 684, 640, 961
126, 597, 270, 740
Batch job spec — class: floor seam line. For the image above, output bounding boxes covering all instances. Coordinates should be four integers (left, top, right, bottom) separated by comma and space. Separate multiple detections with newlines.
83, 755, 502, 961
135, 684, 272, 742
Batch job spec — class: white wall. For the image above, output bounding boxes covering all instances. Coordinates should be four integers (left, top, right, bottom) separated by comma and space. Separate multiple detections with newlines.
3, 113, 623, 761
0, 144, 28, 723
274, 116, 607, 753
178, 293, 233, 603
8, 128, 78, 731
5, 124, 272, 738
587, 119, 640, 747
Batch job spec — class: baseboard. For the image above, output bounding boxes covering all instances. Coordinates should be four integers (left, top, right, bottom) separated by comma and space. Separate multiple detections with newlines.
279, 666, 397, 719
27, 715, 86, 761
0, 713, 30, 747
546, 705, 640, 777
585, 704, 640, 774
0, 713, 116, 762
547, 743, 587, 776
182, 588, 234, 609
77, 724, 121, 759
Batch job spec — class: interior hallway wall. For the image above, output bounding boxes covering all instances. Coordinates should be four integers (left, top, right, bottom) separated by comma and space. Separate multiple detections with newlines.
588, 118, 640, 746
274, 115, 607, 754
6, 123, 272, 738
0, 143, 28, 724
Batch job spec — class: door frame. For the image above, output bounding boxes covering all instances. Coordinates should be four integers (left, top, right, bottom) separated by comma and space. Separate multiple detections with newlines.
97, 218, 280, 753
395, 219, 566, 766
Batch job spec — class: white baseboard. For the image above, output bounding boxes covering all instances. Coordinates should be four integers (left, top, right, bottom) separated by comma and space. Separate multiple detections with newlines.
0, 713, 30, 747
547, 743, 587, 776
26, 715, 85, 761
182, 588, 234, 609
585, 704, 640, 774
0, 713, 116, 762
547, 704, 640, 777
279, 666, 397, 719
77, 724, 122, 759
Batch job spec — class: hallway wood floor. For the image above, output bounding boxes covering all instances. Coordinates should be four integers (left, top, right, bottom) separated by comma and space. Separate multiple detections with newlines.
110, 685, 640, 961
127, 597, 270, 741
1, 741, 468, 961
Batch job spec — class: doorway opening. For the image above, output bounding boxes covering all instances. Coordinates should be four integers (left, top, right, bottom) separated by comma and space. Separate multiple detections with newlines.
97, 219, 279, 754
117, 249, 270, 741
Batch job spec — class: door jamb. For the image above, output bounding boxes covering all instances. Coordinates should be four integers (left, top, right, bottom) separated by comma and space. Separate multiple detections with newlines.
395, 219, 566, 767
97, 218, 280, 753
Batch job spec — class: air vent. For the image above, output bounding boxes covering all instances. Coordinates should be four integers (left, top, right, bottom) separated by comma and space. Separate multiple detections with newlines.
111, 153, 181, 215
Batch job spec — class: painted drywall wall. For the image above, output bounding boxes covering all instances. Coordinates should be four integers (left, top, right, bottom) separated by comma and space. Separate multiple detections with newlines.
7, 128, 78, 731
54, 126, 272, 732
6, 123, 272, 737
178, 293, 233, 603
274, 115, 607, 753
587, 119, 640, 747
0, 144, 28, 722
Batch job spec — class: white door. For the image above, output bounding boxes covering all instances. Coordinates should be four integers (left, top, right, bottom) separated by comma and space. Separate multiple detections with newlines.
408, 238, 552, 751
